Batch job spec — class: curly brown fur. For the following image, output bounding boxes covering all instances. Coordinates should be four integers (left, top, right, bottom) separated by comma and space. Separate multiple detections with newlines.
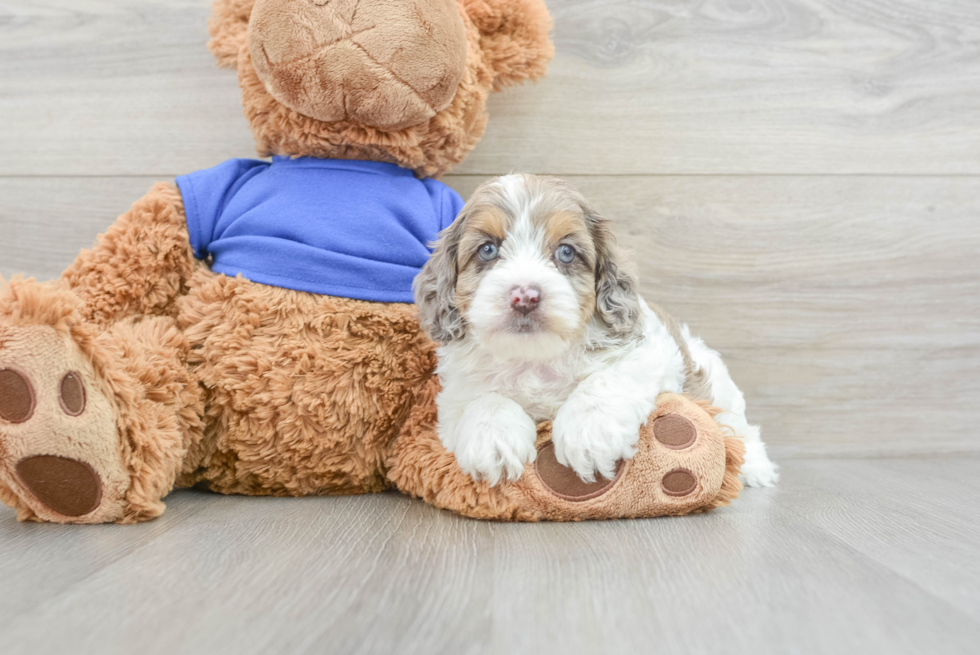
61, 183, 199, 327
98, 317, 205, 522
176, 270, 439, 497
207, 0, 256, 69
462, 0, 554, 90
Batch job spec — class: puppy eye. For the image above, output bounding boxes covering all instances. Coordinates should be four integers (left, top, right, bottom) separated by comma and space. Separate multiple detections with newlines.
556, 244, 576, 264
478, 242, 498, 262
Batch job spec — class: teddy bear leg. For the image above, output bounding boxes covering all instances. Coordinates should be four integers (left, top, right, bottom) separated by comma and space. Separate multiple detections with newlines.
389, 389, 745, 521
0, 278, 203, 523
61, 181, 200, 328
529, 394, 746, 518
174, 273, 437, 497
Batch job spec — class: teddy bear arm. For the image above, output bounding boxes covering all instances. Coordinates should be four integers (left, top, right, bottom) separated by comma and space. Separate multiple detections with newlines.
60, 182, 200, 328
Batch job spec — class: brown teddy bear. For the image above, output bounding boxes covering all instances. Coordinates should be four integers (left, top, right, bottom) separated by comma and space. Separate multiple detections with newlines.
0, 0, 742, 524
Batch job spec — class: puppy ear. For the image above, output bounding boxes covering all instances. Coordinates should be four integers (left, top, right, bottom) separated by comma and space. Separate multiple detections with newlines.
587, 208, 644, 341
462, 0, 555, 91
208, 0, 256, 70
414, 218, 467, 343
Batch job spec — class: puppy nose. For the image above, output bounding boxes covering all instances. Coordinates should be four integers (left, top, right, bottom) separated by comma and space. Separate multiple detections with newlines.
509, 285, 541, 315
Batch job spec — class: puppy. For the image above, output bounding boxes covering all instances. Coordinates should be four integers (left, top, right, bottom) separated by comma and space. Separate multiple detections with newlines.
413, 174, 778, 488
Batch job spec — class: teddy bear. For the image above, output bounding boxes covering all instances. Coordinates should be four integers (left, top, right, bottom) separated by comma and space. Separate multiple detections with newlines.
0, 0, 742, 525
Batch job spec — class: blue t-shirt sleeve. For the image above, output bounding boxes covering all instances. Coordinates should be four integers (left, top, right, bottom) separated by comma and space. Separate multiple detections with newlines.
423, 179, 466, 234
175, 159, 268, 259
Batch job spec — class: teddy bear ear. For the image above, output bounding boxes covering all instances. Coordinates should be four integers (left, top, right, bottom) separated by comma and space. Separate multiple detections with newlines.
462, 0, 555, 91
207, 0, 256, 70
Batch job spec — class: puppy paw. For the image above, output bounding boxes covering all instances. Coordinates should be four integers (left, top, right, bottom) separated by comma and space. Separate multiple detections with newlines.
740, 439, 780, 487
452, 393, 537, 486
552, 401, 641, 483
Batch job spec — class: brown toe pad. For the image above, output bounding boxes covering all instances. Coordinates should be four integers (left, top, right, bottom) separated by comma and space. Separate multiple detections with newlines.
58, 372, 86, 416
662, 468, 698, 497
0, 369, 36, 424
652, 414, 697, 450
535, 442, 624, 502
16, 455, 103, 517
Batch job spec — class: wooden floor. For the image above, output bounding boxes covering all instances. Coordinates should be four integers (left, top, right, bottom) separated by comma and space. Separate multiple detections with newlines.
1, 458, 978, 655
2, 0, 980, 653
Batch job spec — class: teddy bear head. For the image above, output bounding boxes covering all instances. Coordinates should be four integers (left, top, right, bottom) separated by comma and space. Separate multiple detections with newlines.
208, 0, 553, 177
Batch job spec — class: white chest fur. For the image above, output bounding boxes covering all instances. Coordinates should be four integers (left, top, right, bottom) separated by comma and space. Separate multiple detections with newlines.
436, 320, 647, 423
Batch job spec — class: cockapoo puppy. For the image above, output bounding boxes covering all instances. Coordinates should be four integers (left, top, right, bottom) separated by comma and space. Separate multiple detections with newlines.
414, 174, 778, 488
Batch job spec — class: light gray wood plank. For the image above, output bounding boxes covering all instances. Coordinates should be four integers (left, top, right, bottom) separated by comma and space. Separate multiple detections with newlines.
489, 467, 980, 655
4, 0, 980, 176
0, 494, 210, 618
1, 492, 494, 655
2, 175, 978, 456
787, 458, 980, 616
0, 459, 978, 655
0, 177, 158, 281
462, 0, 980, 175
0, 0, 256, 177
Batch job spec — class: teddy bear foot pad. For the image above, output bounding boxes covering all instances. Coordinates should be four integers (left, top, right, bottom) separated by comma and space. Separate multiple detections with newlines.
0, 323, 129, 524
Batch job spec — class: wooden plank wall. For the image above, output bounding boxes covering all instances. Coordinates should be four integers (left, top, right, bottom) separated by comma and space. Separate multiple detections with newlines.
1, 0, 978, 457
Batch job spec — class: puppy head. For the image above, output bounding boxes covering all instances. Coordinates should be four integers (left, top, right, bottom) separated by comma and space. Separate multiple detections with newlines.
414, 174, 643, 359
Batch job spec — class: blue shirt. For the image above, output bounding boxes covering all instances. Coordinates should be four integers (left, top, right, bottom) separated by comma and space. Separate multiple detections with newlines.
175, 157, 464, 303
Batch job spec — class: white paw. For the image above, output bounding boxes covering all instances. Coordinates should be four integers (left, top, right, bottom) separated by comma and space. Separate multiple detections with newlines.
740, 439, 780, 487
552, 401, 641, 483
452, 393, 537, 486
